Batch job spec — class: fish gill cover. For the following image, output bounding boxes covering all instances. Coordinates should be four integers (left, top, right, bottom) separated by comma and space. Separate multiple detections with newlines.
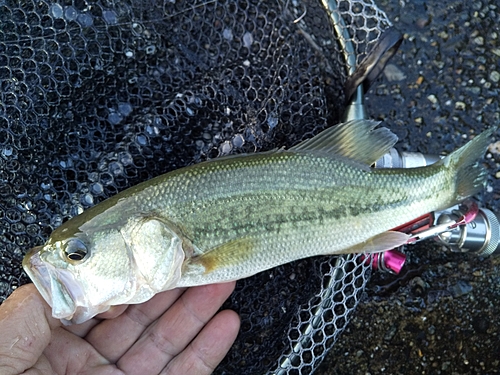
0, 0, 394, 373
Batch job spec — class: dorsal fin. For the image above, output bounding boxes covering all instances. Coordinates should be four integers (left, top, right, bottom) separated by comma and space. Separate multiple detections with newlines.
289, 120, 398, 165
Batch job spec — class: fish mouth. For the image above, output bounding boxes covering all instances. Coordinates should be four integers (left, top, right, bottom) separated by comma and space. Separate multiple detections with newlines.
23, 246, 111, 324
23, 246, 81, 322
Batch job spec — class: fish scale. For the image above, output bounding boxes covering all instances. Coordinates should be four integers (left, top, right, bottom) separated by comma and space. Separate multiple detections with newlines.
151, 151, 463, 285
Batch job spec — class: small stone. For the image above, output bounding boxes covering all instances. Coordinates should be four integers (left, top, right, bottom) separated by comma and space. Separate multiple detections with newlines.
488, 141, 500, 155
416, 17, 430, 28
449, 280, 473, 297
467, 86, 481, 95
489, 71, 500, 83
434, 60, 445, 69
427, 94, 438, 104
437, 31, 449, 40
410, 276, 428, 296
383, 64, 407, 81
455, 101, 466, 110
473, 36, 484, 45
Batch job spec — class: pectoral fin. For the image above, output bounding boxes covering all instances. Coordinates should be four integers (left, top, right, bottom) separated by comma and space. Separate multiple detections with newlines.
189, 237, 255, 274
343, 231, 410, 254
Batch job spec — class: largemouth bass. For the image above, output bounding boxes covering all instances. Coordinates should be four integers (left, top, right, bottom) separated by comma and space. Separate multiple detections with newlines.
23, 120, 496, 324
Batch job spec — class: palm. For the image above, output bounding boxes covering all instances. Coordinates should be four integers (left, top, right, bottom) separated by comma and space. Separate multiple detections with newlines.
0, 283, 239, 375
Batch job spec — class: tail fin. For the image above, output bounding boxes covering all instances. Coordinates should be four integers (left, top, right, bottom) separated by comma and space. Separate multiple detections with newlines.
441, 126, 497, 201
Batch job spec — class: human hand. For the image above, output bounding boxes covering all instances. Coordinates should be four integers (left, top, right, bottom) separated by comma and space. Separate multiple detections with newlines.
0, 282, 239, 375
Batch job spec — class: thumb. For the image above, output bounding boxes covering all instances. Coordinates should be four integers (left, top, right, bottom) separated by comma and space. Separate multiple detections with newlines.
0, 283, 61, 375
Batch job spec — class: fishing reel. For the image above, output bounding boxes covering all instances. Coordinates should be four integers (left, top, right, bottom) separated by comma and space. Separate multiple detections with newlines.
368, 150, 500, 274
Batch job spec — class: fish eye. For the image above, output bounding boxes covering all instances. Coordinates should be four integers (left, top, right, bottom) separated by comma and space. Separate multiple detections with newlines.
62, 239, 89, 263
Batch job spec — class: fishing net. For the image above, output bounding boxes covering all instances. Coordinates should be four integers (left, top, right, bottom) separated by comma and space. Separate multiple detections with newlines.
0, 0, 393, 373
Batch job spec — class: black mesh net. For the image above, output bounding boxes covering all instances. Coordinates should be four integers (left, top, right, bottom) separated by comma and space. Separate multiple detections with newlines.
0, 0, 392, 373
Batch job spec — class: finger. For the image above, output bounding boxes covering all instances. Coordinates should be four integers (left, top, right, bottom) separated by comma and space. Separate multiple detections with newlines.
117, 282, 236, 375
64, 317, 103, 338
86, 287, 186, 362
161, 309, 240, 375
0, 284, 61, 375
96, 304, 129, 320
64, 304, 129, 338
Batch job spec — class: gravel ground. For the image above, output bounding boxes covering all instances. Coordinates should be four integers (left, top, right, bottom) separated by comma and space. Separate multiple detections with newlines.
317, 0, 500, 374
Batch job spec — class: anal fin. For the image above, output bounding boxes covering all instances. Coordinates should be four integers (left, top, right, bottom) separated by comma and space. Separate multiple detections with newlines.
343, 231, 410, 254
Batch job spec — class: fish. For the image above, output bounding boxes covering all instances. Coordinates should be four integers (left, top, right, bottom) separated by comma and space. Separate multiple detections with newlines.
22, 120, 496, 324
